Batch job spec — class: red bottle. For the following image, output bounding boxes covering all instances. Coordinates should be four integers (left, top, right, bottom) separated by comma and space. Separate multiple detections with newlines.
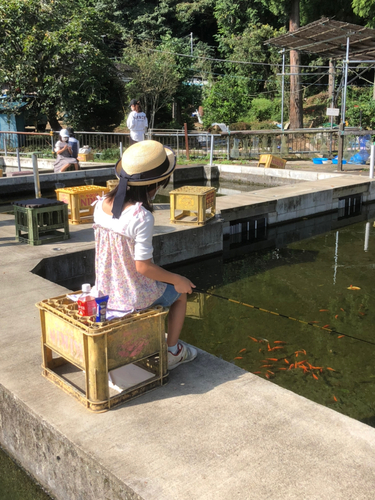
77, 284, 97, 317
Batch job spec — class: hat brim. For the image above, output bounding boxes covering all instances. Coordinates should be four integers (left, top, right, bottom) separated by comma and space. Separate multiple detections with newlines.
115, 146, 176, 185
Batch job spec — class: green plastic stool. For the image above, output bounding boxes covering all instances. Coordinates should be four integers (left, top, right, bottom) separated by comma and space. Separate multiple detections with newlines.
13, 198, 70, 246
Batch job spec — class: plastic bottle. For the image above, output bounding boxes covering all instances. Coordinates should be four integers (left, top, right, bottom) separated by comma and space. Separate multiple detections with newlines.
77, 284, 97, 317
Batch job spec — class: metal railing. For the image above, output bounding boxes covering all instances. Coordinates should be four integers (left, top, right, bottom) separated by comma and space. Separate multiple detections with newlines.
0, 127, 373, 164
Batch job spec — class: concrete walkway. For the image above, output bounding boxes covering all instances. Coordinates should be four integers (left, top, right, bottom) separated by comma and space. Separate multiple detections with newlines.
1, 166, 375, 499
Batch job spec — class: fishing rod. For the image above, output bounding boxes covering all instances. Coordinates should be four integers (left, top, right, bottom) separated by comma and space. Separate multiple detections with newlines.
194, 288, 375, 347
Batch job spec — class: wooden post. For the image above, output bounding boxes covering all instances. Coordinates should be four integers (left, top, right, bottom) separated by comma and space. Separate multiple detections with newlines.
184, 123, 190, 160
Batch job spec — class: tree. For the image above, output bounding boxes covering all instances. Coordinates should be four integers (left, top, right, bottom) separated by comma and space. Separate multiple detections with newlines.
0, 0, 125, 130
122, 41, 180, 129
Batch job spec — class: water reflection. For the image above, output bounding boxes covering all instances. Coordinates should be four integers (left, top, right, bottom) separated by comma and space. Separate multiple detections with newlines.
176, 213, 375, 426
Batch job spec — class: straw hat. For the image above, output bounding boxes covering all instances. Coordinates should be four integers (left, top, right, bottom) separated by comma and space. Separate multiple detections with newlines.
115, 140, 176, 186
112, 140, 176, 218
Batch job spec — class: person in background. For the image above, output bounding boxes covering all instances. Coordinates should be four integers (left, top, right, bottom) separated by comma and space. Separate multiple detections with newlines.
53, 128, 79, 173
127, 99, 148, 144
67, 127, 80, 169
93, 140, 197, 370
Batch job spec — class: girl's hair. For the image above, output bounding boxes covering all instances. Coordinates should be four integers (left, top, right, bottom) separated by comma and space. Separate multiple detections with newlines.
106, 176, 170, 214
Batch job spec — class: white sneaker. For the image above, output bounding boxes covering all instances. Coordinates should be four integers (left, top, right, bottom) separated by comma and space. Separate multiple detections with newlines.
168, 341, 197, 370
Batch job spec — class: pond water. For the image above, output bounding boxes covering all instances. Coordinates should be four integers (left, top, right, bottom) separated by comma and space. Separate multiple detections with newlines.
175, 212, 375, 427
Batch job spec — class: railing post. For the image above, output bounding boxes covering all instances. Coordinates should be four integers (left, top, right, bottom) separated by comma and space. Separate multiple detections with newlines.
119, 141, 123, 159
16, 147, 21, 171
4, 134, 7, 156
32, 154, 41, 198
50, 130, 54, 153
176, 132, 179, 158
209, 134, 214, 166
227, 135, 230, 160
369, 143, 375, 179
184, 123, 190, 160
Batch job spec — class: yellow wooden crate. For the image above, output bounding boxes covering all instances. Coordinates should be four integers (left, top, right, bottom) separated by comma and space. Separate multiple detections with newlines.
36, 294, 169, 412
169, 186, 216, 225
257, 154, 287, 169
78, 153, 94, 162
55, 185, 109, 224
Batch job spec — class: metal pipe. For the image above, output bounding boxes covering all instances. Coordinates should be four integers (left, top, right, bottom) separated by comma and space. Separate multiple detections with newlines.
369, 143, 375, 179
32, 154, 41, 198
16, 148, 21, 171
119, 141, 123, 158
364, 222, 370, 252
4, 134, 7, 156
341, 36, 350, 126
209, 134, 214, 166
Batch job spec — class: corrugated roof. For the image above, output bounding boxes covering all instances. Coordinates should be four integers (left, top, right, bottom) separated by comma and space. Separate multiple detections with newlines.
265, 18, 375, 60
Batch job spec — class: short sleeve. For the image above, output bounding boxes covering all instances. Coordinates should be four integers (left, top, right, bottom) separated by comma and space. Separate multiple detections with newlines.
133, 212, 154, 260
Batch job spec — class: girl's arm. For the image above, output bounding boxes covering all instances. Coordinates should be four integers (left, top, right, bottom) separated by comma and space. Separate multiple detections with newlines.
135, 259, 195, 294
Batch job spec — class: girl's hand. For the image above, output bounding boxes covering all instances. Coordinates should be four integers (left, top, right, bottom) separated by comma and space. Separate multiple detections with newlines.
174, 275, 196, 294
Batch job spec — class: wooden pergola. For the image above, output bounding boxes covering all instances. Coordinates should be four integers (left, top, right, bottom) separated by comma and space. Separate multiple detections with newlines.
265, 18, 375, 169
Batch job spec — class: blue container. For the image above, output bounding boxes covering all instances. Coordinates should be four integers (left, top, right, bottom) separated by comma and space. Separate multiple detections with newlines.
332, 159, 347, 165
312, 158, 323, 164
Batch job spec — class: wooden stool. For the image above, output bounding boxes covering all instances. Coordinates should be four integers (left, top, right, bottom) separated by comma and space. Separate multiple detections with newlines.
14, 198, 70, 245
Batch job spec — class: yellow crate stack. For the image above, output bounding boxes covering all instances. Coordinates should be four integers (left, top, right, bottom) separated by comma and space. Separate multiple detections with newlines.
56, 185, 109, 224
169, 186, 216, 225
36, 294, 169, 412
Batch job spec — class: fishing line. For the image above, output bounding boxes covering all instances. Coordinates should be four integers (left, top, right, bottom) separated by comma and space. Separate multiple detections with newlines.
194, 288, 375, 347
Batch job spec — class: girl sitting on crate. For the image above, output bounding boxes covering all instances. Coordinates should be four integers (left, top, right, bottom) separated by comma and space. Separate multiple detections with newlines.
53, 128, 80, 173
93, 140, 197, 371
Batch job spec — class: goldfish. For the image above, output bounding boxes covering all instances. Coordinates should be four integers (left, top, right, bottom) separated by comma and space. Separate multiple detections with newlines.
267, 358, 278, 361
312, 373, 319, 380
252, 371, 262, 374
340, 308, 345, 312
278, 367, 287, 371
265, 373, 270, 379
335, 315, 338, 319
326, 367, 336, 371
239, 348, 246, 353
320, 309, 329, 312
234, 357, 243, 360
270, 346, 284, 350
288, 363, 294, 370
267, 370, 275, 375
322, 324, 330, 329
284, 359, 290, 364
337, 335, 345, 339
347, 285, 361, 290
333, 395, 338, 402
248, 336, 258, 342
273, 341, 286, 344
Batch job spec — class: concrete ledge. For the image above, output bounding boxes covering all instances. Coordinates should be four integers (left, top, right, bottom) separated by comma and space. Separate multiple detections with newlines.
0, 167, 117, 194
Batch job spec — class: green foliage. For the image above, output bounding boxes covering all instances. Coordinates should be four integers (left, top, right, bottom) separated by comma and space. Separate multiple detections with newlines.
352, 0, 375, 25
100, 147, 121, 160
202, 75, 252, 126
0, 0, 125, 130
345, 87, 375, 129
243, 97, 281, 122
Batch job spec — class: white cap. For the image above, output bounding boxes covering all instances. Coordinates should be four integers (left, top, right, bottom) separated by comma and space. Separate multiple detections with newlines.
81, 283, 91, 293
60, 128, 69, 138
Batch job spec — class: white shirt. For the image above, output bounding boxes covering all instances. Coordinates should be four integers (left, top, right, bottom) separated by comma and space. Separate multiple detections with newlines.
127, 111, 148, 141
94, 200, 154, 261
